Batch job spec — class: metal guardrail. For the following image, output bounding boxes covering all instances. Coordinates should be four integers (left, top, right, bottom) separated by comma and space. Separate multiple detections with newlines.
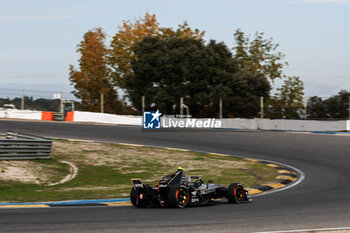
0, 131, 52, 160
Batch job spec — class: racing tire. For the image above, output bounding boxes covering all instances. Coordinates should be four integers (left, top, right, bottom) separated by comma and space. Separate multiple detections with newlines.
166, 185, 189, 208
130, 187, 145, 208
227, 183, 245, 204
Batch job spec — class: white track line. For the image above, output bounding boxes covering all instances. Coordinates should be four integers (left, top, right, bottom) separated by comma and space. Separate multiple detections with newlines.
46, 160, 78, 186
255, 226, 350, 233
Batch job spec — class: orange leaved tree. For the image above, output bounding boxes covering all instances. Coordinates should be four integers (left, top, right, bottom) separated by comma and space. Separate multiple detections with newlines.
69, 28, 126, 113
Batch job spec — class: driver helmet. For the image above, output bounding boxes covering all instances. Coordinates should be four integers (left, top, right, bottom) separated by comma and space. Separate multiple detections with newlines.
177, 166, 185, 176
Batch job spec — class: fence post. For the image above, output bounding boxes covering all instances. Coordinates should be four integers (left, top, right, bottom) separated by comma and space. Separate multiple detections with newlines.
219, 97, 223, 119
100, 93, 104, 113
142, 96, 145, 113
180, 97, 184, 118
260, 96, 264, 119
21, 89, 24, 110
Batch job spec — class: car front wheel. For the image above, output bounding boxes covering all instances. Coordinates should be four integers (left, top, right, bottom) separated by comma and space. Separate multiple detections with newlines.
227, 183, 245, 204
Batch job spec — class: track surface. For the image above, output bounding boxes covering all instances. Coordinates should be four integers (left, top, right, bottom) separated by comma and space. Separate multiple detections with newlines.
0, 120, 350, 233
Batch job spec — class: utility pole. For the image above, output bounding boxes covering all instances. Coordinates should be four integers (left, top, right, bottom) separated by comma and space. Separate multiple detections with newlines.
180, 97, 184, 118
60, 92, 63, 113
260, 96, 264, 119
348, 96, 350, 120
100, 93, 104, 113
219, 97, 223, 119
21, 89, 24, 110
304, 97, 308, 119
142, 96, 145, 113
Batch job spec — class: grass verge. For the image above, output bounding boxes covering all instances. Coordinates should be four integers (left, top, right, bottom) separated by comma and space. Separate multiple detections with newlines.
0, 140, 278, 202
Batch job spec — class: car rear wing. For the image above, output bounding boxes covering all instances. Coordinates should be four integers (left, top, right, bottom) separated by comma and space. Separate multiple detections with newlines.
131, 179, 144, 190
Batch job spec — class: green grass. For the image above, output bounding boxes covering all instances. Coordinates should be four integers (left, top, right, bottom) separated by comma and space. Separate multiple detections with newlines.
0, 140, 279, 202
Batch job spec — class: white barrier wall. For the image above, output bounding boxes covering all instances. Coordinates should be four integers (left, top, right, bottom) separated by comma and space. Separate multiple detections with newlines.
0, 109, 42, 120
0, 109, 348, 131
256, 119, 347, 131
163, 117, 348, 131
220, 118, 258, 130
73, 111, 142, 126
194, 118, 348, 131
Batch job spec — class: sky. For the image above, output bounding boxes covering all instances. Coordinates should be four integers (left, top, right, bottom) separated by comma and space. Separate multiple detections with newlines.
0, 0, 349, 98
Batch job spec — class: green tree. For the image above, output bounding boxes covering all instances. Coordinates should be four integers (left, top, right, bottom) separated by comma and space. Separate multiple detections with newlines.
323, 90, 350, 118
308, 90, 350, 119
0, 97, 62, 112
267, 76, 304, 119
69, 28, 126, 114
109, 13, 204, 89
126, 36, 270, 117
232, 29, 287, 83
307, 96, 327, 119
223, 71, 270, 118
233, 29, 307, 119
32, 98, 60, 111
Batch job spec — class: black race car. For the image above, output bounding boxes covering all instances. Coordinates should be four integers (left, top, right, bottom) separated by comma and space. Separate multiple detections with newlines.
130, 168, 251, 208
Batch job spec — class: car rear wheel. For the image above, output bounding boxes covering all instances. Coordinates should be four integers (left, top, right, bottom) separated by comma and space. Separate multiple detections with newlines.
167, 186, 189, 208
228, 183, 245, 204
130, 187, 144, 208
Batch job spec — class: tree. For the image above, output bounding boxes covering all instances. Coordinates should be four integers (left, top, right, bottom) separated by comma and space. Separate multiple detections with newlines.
267, 76, 304, 119
323, 90, 350, 118
307, 96, 327, 119
232, 29, 287, 83
109, 13, 204, 89
126, 36, 270, 117
308, 90, 350, 119
0, 96, 68, 112
69, 28, 126, 113
223, 71, 270, 118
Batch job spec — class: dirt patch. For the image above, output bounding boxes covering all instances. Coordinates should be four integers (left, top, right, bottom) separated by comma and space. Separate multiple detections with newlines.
0, 161, 45, 184
0, 160, 68, 185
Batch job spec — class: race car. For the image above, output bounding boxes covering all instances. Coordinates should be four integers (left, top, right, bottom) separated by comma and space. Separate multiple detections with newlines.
130, 167, 251, 208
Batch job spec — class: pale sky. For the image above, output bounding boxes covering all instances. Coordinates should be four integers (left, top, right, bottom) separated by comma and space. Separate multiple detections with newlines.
0, 0, 349, 98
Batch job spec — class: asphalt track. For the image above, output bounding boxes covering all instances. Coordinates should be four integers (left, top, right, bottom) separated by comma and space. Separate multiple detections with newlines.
0, 120, 350, 233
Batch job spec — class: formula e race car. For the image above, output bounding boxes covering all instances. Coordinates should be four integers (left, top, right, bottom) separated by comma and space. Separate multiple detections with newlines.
130, 168, 251, 208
